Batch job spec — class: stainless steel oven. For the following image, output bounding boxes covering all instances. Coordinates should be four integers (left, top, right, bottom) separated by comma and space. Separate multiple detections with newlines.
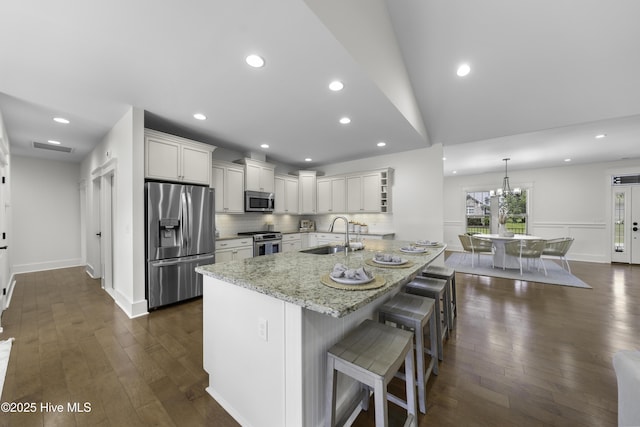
237, 231, 282, 256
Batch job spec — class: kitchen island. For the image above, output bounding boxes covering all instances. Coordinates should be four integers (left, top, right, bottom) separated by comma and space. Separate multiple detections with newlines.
196, 239, 445, 427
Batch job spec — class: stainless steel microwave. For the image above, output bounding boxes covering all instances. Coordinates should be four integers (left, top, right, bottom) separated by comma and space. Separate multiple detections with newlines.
245, 190, 275, 212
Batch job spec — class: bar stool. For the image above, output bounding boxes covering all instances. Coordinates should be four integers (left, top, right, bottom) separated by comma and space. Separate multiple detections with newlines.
326, 319, 417, 427
422, 265, 457, 327
378, 292, 438, 414
405, 276, 450, 361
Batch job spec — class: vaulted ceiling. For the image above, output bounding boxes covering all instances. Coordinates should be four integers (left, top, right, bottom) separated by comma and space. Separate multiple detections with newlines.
1, 0, 639, 176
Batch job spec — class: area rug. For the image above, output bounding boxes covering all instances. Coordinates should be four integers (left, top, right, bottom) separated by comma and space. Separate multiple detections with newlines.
445, 252, 591, 289
0, 337, 14, 399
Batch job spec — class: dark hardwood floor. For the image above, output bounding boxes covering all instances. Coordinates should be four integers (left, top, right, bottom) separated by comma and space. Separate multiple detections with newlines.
356, 257, 640, 427
0, 259, 638, 426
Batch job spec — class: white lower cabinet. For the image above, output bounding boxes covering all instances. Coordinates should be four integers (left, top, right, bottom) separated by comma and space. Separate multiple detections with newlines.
282, 233, 302, 253
313, 233, 345, 246
215, 238, 253, 262
300, 233, 310, 249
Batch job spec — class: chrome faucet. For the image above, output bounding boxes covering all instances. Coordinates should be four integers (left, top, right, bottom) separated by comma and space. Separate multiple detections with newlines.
329, 216, 350, 248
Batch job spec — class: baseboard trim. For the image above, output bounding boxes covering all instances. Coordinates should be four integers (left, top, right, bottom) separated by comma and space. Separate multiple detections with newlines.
11, 259, 83, 274
114, 289, 148, 319
3, 274, 16, 311
85, 263, 97, 278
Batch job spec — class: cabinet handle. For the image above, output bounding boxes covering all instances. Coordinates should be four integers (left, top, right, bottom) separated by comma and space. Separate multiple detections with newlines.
220, 243, 228, 247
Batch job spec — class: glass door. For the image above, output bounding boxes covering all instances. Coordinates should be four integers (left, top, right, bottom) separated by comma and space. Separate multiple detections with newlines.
612, 186, 640, 264
633, 187, 640, 264
612, 188, 629, 263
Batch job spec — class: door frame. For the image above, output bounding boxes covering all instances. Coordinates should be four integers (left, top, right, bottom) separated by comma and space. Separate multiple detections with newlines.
607, 167, 640, 264
90, 158, 117, 298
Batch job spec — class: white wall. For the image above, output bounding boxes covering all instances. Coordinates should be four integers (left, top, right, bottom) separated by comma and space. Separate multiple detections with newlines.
11, 156, 82, 272
444, 158, 640, 263
0, 111, 13, 318
315, 145, 444, 242
80, 107, 146, 317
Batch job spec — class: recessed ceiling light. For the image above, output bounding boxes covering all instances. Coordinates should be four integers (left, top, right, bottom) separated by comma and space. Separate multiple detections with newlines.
329, 80, 344, 91
377, 141, 386, 147
47, 140, 61, 145
595, 133, 607, 139
456, 63, 471, 77
260, 143, 269, 149
339, 117, 351, 124
246, 54, 265, 68
564, 158, 572, 162
453, 171, 458, 174
442, 157, 447, 161
193, 113, 206, 120
305, 158, 312, 162
53, 117, 69, 124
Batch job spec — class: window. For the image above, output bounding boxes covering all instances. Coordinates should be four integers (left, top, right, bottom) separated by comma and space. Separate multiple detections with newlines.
465, 191, 491, 234
501, 192, 528, 235
465, 190, 528, 234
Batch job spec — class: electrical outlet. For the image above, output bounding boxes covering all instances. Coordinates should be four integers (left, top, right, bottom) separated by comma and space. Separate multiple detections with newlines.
258, 318, 268, 341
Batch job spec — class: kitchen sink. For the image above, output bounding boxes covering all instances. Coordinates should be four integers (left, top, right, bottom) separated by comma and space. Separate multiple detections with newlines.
300, 245, 347, 255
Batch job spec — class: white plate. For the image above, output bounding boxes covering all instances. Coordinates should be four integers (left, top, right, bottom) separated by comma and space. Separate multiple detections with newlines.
400, 247, 428, 253
373, 258, 407, 265
415, 241, 439, 247
330, 275, 375, 285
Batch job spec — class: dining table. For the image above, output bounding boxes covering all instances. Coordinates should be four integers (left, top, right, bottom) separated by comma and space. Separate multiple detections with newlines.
474, 233, 543, 269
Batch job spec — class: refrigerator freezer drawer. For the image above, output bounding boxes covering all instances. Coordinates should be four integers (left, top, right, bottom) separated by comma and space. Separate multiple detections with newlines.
147, 253, 215, 309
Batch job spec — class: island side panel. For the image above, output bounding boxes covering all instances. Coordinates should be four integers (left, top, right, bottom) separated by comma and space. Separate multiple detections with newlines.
203, 276, 287, 427
300, 292, 398, 426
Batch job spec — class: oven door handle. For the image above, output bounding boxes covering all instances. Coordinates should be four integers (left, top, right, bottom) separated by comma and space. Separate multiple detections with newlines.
254, 239, 281, 256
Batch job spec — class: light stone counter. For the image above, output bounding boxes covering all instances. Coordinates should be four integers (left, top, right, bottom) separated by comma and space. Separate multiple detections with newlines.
196, 239, 444, 318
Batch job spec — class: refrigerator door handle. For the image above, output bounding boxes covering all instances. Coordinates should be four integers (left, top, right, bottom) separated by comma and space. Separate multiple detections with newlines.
181, 190, 190, 250
150, 258, 185, 268
149, 253, 215, 268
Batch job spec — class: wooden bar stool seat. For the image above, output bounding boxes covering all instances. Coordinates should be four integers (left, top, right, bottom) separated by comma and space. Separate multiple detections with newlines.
422, 265, 457, 327
378, 293, 439, 414
404, 276, 450, 361
326, 319, 417, 427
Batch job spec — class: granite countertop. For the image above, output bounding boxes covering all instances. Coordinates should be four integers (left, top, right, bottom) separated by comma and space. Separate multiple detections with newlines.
291, 230, 396, 237
216, 235, 255, 242
196, 240, 445, 318
217, 231, 395, 241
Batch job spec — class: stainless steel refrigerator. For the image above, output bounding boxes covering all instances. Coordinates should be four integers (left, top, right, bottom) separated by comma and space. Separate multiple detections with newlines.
145, 182, 215, 309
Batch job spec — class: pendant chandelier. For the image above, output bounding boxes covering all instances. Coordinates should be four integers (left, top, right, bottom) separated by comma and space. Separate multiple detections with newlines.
491, 158, 521, 197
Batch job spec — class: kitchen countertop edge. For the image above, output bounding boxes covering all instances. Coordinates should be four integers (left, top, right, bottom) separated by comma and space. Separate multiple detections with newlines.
197, 241, 445, 318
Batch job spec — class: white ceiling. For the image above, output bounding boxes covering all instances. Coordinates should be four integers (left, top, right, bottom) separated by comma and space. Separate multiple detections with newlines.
1, 1, 639, 176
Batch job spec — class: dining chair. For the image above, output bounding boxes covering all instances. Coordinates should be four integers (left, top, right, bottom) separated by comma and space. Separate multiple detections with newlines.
504, 239, 547, 276
542, 237, 574, 273
458, 234, 493, 267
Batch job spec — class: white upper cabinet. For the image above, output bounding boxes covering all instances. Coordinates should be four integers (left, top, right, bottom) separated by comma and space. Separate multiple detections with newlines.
317, 177, 346, 213
297, 171, 317, 214
274, 175, 299, 214
145, 129, 215, 185
345, 169, 391, 213
244, 159, 275, 193
212, 161, 245, 213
